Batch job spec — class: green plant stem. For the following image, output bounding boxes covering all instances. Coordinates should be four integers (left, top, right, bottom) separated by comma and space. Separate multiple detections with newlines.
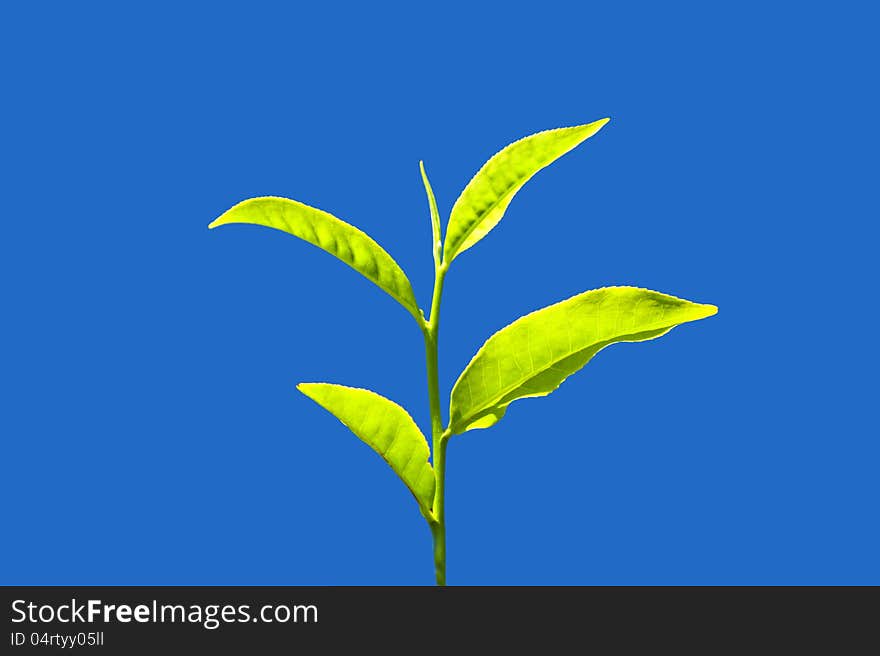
429, 437, 447, 585
423, 261, 448, 585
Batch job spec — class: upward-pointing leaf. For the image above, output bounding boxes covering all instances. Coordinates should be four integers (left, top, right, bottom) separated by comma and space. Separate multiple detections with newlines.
210, 197, 420, 321
443, 119, 609, 263
420, 161, 442, 264
449, 287, 717, 434
297, 382, 436, 516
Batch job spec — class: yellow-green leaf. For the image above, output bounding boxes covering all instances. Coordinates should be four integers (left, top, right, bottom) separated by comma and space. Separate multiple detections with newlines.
210, 197, 420, 321
297, 382, 435, 515
419, 161, 442, 266
443, 119, 609, 263
449, 287, 717, 434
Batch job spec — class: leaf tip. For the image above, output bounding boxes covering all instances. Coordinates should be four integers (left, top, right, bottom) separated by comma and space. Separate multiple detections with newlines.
296, 382, 316, 396
573, 117, 610, 133
698, 303, 718, 318
209, 204, 241, 229
589, 117, 611, 134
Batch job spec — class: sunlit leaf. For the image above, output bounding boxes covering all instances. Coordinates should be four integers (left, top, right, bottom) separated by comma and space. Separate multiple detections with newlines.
443, 119, 609, 262
297, 382, 435, 514
449, 287, 717, 434
420, 161, 442, 265
210, 197, 420, 320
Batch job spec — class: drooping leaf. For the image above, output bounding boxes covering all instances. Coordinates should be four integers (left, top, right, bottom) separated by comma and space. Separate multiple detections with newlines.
210, 197, 420, 321
443, 119, 609, 263
297, 382, 435, 514
448, 287, 717, 434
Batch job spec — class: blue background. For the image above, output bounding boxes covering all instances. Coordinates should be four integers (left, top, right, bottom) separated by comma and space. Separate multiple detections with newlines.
2, 2, 877, 585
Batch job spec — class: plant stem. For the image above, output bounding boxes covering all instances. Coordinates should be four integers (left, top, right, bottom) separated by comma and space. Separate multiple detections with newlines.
430, 437, 447, 585
423, 260, 448, 586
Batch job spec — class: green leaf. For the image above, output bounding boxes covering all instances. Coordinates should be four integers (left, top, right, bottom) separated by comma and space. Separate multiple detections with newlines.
210, 197, 420, 321
297, 382, 435, 515
448, 287, 717, 434
443, 119, 609, 263
419, 161, 442, 266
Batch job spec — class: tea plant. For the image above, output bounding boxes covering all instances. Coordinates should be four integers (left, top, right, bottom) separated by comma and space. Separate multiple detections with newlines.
209, 119, 717, 585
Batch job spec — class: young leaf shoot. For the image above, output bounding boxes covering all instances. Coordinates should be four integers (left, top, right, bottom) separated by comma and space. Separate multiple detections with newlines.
209, 120, 717, 585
